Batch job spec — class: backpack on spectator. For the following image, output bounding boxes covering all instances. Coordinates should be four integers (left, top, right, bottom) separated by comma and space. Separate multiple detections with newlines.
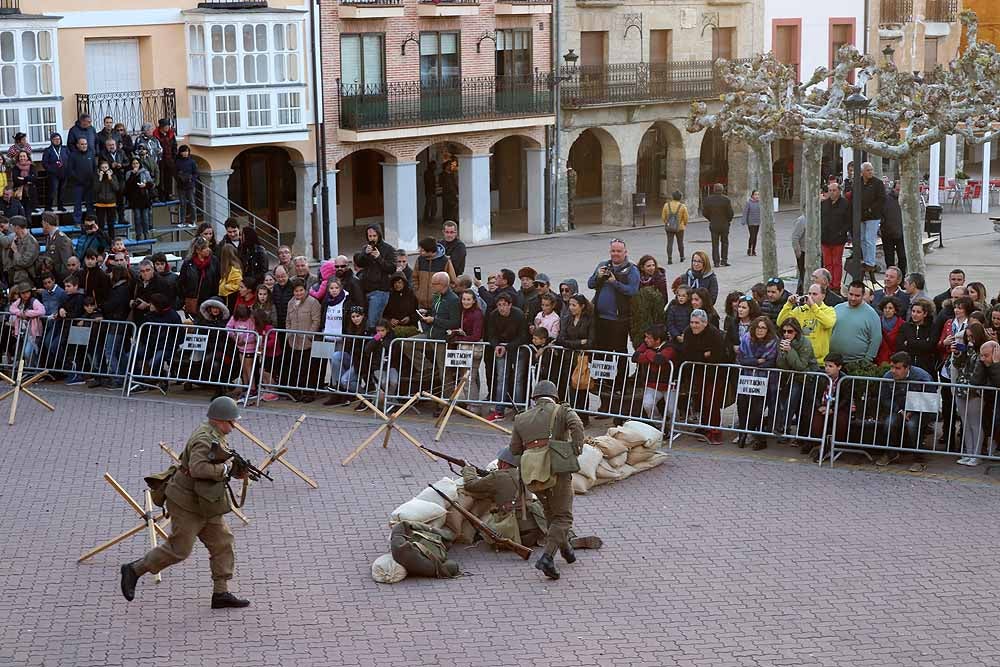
664, 202, 681, 233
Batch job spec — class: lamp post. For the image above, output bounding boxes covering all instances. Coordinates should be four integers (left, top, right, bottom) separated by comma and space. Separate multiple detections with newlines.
844, 91, 870, 282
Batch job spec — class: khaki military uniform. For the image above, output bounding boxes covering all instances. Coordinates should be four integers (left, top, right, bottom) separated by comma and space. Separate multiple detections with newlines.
508, 398, 584, 557
390, 521, 460, 578
134, 422, 236, 593
461, 466, 548, 548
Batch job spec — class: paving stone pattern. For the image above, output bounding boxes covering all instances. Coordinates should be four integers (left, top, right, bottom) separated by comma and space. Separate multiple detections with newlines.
3, 391, 1000, 666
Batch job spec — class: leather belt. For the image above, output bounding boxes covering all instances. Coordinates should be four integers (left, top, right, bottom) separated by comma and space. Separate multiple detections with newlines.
524, 438, 549, 449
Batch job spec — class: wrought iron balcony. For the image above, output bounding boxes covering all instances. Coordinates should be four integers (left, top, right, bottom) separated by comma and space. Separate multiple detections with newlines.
0, 0, 19, 15
925, 0, 957, 23
559, 60, 748, 108
338, 74, 552, 132
76, 88, 177, 137
196, 0, 269, 8
879, 0, 913, 25
338, 0, 403, 4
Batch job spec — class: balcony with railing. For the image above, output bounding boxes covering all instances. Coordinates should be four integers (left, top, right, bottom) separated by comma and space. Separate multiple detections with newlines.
196, 0, 270, 8
925, 0, 958, 23
494, 0, 552, 15
879, 0, 913, 25
338, 73, 553, 137
559, 60, 747, 108
417, 0, 480, 17
76, 88, 176, 137
338, 0, 404, 19
0, 0, 20, 16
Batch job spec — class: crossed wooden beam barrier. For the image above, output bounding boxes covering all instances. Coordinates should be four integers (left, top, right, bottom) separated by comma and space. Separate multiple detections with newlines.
78, 473, 170, 565
420, 391, 513, 436
233, 415, 317, 489
0, 360, 53, 425
342, 392, 437, 466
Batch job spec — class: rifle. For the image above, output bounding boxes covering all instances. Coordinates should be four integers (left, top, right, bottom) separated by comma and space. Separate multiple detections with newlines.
420, 445, 489, 477
428, 484, 532, 560
228, 448, 274, 482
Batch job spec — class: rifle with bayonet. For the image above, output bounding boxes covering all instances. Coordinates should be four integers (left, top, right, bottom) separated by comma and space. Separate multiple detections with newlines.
428, 484, 533, 560
420, 445, 489, 477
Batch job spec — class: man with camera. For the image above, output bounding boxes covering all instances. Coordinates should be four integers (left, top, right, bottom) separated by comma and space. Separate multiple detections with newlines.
777, 283, 837, 364
353, 223, 396, 327
120, 396, 251, 609
586, 239, 639, 411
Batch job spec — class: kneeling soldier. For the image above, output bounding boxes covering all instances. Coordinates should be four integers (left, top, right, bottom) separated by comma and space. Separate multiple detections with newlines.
120, 396, 250, 608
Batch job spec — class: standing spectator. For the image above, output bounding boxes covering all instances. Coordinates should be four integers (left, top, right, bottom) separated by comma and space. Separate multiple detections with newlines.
517, 266, 540, 322
151, 252, 179, 308
682, 251, 719, 306
557, 278, 579, 331
174, 145, 198, 226
0, 185, 24, 219
134, 144, 159, 200
665, 284, 692, 347
218, 244, 243, 311
9, 283, 45, 364
75, 216, 108, 260
332, 255, 365, 310
99, 138, 128, 223
630, 254, 668, 348
41, 213, 74, 281
881, 181, 906, 274
777, 283, 837, 363
479, 267, 518, 313
807, 352, 852, 459
938, 295, 973, 444
660, 190, 688, 265
678, 309, 728, 444
829, 280, 882, 364
557, 293, 596, 425
67, 136, 95, 225
66, 114, 97, 159
586, 238, 640, 409
761, 277, 791, 322
413, 237, 457, 310
1, 217, 38, 287
95, 116, 118, 147
178, 237, 220, 316
689, 288, 720, 330
113, 123, 133, 155
872, 266, 909, 314
743, 190, 762, 256
80, 249, 110, 306
422, 160, 437, 225
810, 268, 845, 307
270, 265, 293, 329
774, 317, 819, 445
5, 132, 30, 162
134, 123, 163, 189
42, 132, 69, 211
967, 281, 989, 314
972, 340, 1000, 456
238, 227, 269, 286
395, 249, 413, 285
485, 292, 527, 421
403, 271, 460, 397
903, 272, 932, 305
9, 150, 37, 213
292, 255, 316, 291
735, 316, 779, 449
725, 294, 760, 356
100, 264, 132, 389
987, 305, 1000, 342
857, 162, 885, 271
93, 160, 121, 241
441, 220, 466, 275
218, 217, 241, 256
791, 212, 806, 293
276, 245, 293, 275
384, 272, 419, 338
934, 269, 965, 313
153, 119, 178, 200
130, 260, 166, 327
283, 279, 322, 402
952, 322, 990, 466
875, 297, 904, 365
702, 183, 734, 267
451, 288, 485, 402
125, 157, 154, 240
820, 181, 851, 292
533, 293, 561, 340
353, 223, 396, 327
440, 159, 459, 223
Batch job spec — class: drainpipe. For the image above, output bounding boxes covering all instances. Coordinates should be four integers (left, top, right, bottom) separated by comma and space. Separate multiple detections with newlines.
309, 0, 331, 259
548, 0, 560, 234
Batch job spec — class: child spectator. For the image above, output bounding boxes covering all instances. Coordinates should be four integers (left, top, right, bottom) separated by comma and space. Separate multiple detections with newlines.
59, 274, 85, 321
363, 318, 398, 411
528, 326, 559, 385
9, 282, 45, 365
665, 284, 692, 347
253, 283, 276, 325
253, 309, 279, 402
809, 352, 854, 460
80, 249, 110, 306
104, 237, 130, 272
72, 295, 103, 388
226, 304, 258, 401
532, 292, 561, 339
633, 323, 674, 419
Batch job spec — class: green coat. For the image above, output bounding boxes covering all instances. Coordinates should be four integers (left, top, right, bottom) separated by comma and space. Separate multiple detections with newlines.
776, 335, 819, 376
165, 422, 232, 518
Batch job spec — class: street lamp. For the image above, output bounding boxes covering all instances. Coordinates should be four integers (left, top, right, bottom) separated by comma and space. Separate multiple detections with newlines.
844, 91, 870, 282
563, 49, 579, 67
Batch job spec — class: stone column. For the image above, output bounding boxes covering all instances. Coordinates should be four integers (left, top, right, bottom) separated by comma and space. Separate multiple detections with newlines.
955, 135, 965, 173
201, 169, 233, 239
727, 141, 750, 212
458, 153, 491, 244
928, 143, 941, 206
525, 147, 546, 235
682, 129, 704, 216
291, 161, 317, 260
980, 140, 992, 215
841, 146, 851, 182
325, 169, 339, 259
944, 135, 957, 184
382, 161, 419, 252
618, 162, 637, 226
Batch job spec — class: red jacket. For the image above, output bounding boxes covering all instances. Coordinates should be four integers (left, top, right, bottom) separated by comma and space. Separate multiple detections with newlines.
875, 317, 903, 365
633, 341, 674, 390
452, 306, 484, 342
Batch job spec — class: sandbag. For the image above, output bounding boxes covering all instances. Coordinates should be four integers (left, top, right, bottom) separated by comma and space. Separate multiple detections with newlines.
589, 435, 629, 459
390, 498, 447, 528
371, 553, 407, 584
596, 459, 624, 480
626, 446, 657, 465
617, 463, 639, 479
607, 451, 628, 468
572, 473, 594, 494
414, 477, 460, 509
631, 451, 669, 471
623, 420, 664, 448
577, 443, 603, 481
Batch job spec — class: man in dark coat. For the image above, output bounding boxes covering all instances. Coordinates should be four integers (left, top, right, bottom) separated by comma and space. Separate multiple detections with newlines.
353, 223, 396, 327
881, 181, 906, 275
702, 183, 734, 267
820, 181, 852, 293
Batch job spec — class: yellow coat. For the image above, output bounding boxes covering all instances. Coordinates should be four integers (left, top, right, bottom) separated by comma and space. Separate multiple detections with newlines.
661, 200, 689, 231
218, 266, 242, 297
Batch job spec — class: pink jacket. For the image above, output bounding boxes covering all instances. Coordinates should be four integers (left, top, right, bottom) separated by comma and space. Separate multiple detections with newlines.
309, 260, 337, 301
226, 316, 257, 354
10, 298, 46, 338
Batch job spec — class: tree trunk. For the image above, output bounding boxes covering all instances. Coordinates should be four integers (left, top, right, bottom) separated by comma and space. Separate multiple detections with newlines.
752, 142, 778, 280
899, 152, 926, 275
801, 140, 823, 282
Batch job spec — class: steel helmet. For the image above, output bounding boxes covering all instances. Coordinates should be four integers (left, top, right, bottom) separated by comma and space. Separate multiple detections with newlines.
531, 380, 559, 400
496, 446, 521, 467
207, 396, 241, 422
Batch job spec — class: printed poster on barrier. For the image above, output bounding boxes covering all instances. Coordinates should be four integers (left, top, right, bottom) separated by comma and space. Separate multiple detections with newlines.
445, 349, 473, 368
180, 333, 209, 352
67, 325, 93, 346
737, 374, 768, 396
311, 341, 338, 359
589, 359, 616, 381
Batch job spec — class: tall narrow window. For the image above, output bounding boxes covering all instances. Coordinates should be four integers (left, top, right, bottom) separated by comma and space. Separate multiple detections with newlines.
420, 32, 460, 86
496, 29, 531, 77
712, 27, 735, 61
340, 33, 385, 91
650, 29, 672, 64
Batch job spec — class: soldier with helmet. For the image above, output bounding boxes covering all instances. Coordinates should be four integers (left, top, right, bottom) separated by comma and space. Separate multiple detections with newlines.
119, 396, 251, 608
509, 380, 585, 580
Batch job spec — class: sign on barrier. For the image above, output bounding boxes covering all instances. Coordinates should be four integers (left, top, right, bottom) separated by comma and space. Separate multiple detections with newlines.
27, 318, 138, 382
445, 349, 473, 368
179, 333, 209, 352
384, 338, 502, 410
67, 325, 93, 347
737, 375, 768, 396
589, 359, 616, 380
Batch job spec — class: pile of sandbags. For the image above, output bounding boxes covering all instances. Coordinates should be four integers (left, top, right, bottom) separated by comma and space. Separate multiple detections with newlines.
572, 420, 668, 494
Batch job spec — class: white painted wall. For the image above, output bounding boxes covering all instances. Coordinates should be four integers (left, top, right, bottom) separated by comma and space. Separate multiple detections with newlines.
763, 1, 866, 87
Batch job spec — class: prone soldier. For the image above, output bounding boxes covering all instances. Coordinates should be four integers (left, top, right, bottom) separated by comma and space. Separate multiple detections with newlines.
119, 396, 251, 608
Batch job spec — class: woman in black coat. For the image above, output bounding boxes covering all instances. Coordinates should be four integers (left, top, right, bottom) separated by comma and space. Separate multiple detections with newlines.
178, 237, 221, 316
556, 294, 597, 424
897, 298, 938, 375
239, 227, 269, 285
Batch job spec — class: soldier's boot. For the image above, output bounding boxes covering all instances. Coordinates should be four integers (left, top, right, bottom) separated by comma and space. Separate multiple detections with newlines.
120, 562, 142, 601
559, 544, 577, 564
211, 592, 250, 609
535, 554, 560, 580
569, 536, 603, 550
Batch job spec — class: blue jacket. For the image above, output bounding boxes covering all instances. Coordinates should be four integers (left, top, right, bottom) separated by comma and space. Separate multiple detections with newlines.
40, 284, 65, 316
587, 260, 640, 322
75, 231, 109, 260
66, 121, 98, 159
66, 149, 95, 186
737, 333, 778, 368
175, 156, 198, 191
665, 299, 692, 345
42, 141, 70, 179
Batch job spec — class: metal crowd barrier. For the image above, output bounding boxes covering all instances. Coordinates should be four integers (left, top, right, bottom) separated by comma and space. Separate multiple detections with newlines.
125, 322, 260, 404
669, 361, 833, 453
255, 328, 385, 403
27, 318, 137, 383
525, 344, 675, 428
0, 311, 27, 376
383, 338, 511, 412
828, 374, 1000, 466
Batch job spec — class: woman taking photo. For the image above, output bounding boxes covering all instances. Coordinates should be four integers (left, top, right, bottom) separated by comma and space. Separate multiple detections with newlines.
735, 315, 778, 450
